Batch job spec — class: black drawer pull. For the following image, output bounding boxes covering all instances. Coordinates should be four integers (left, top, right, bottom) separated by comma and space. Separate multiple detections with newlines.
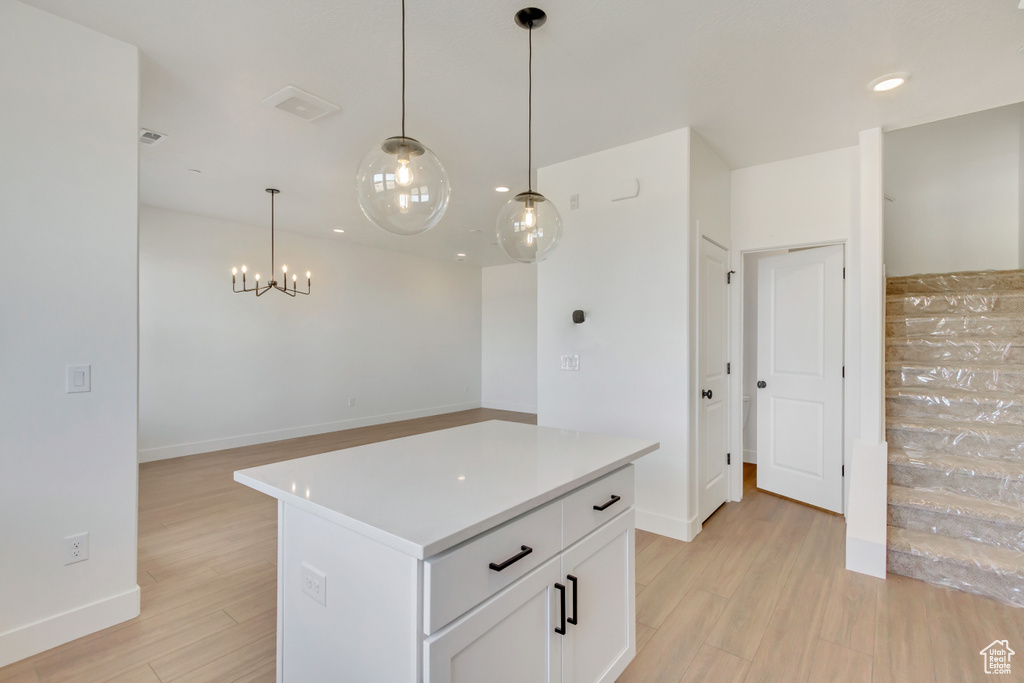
593, 494, 621, 512
567, 574, 578, 626
554, 582, 566, 634
489, 545, 533, 572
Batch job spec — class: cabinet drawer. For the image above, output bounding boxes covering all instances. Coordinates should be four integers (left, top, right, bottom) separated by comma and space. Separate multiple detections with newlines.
562, 465, 634, 549
424, 499, 562, 635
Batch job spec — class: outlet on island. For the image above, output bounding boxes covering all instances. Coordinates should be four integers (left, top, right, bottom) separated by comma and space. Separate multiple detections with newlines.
301, 562, 327, 606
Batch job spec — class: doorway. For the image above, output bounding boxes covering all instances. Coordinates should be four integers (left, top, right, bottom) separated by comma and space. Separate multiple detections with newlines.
742, 244, 845, 514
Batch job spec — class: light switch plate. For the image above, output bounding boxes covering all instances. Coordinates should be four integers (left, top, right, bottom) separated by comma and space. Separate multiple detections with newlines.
66, 365, 91, 393
560, 355, 580, 371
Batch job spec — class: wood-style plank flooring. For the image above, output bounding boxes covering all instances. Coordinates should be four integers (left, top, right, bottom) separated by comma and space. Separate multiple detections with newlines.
2, 410, 1022, 682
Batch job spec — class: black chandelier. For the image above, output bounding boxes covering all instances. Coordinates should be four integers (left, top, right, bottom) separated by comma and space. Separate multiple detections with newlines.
232, 189, 311, 297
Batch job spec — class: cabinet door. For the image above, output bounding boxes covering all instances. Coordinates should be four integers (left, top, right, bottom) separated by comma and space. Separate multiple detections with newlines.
560, 510, 635, 683
425, 555, 561, 683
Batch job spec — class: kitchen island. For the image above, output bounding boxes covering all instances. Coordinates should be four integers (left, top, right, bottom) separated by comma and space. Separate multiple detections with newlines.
234, 420, 658, 682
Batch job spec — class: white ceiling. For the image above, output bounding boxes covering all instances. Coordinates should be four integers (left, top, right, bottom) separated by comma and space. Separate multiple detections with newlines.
21, 0, 1024, 266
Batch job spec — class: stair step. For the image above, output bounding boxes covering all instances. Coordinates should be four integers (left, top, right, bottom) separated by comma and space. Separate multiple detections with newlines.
887, 526, 1024, 607
886, 388, 1024, 426
889, 449, 1024, 505
886, 314, 1024, 340
886, 418, 1024, 461
886, 362, 1024, 394
886, 291, 1024, 316
887, 485, 1024, 553
886, 337, 1024, 364
887, 270, 1024, 295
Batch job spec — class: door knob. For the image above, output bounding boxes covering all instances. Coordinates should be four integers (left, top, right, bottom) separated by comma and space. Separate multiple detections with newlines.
701, 389, 713, 399
757, 381, 767, 389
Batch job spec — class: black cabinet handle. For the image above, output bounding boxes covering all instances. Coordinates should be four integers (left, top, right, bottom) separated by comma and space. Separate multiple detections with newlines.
593, 494, 621, 512
489, 545, 532, 572
702, 389, 713, 399
567, 574, 578, 626
554, 582, 566, 634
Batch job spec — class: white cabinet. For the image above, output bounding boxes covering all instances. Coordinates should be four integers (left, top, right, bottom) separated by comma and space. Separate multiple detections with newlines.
425, 556, 562, 683
234, 423, 657, 683
424, 504, 634, 683
561, 512, 635, 683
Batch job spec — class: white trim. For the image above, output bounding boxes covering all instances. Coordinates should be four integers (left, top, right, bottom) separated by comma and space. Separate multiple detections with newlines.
138, 402, 482, 462
743, 449, 757, 464
479, 400, 537, 414
0, 586, 140, 668
845, 535, 887, 579
635, 508, 699, 542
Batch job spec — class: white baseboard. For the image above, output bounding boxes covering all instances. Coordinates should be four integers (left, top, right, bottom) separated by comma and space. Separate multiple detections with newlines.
0, 585, 140, 668
635, 508, 698, 542
846, 535, 887, 579
138, 402, 482, 463
480, 400, 538, 414
743, 449, 757, 464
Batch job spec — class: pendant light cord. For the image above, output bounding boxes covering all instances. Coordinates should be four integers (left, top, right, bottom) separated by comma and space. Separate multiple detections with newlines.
270, 191, 275, 278
401, 0, 406, 139
528, 22, 533, 193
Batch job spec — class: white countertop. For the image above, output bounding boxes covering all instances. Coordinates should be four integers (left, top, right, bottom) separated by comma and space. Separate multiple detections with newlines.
234, 420, 658, 559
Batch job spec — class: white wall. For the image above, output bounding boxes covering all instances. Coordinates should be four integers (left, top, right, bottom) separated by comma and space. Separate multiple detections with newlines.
537, 128, 698, 540
0, 0, 140, 665
884, 105, 1022, 277
139, 206, 482, 461
481, 264, 537, 413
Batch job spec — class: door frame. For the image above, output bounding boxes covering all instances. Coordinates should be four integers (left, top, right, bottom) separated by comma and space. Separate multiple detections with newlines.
728, 238, 851, 515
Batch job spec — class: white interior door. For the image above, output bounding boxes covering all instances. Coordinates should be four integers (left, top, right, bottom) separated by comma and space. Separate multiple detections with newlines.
698, 237, 729, 523
755, 245, 844, 513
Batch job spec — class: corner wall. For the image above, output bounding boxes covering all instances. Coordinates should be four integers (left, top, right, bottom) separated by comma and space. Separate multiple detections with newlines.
1, 0, 140, 665
139, 206, 482, 461
537, 129, 697, 540
481, 264, 537, 413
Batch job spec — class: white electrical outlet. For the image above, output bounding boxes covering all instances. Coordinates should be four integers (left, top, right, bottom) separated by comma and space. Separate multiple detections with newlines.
64, 532, 89, 565
560, 355, 580, 371
301, 562, 327, 606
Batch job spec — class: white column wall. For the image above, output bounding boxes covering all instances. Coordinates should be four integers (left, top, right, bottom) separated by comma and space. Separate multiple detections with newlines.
138, 206, 482, 461
537, 129, 697, 540
1, 0, 140, 665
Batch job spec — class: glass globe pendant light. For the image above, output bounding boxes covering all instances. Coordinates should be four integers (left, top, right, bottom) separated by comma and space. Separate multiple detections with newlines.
356, 0, 450, 236
496, 7, 562, 264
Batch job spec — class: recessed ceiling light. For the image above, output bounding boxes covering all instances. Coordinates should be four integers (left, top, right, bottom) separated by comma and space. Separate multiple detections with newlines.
333, 228, 345, 233
495, 186, 510, 193
869, 73, 909, 92
469, 228, 481, 233
456, 253, 467, 258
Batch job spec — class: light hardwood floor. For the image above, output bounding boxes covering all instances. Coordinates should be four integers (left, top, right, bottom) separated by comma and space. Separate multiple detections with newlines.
2, 410, 1021, 682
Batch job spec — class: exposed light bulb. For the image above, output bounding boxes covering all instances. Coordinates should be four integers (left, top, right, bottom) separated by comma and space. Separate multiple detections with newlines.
523, 205, 537, 229
398, 193, 411, 214
292, 274, 297, 282
282, 265, 287, 273
232, 267, 237, 275
395, 158, 413, 187
241, 265, 247, 273
306, 271, 311, 279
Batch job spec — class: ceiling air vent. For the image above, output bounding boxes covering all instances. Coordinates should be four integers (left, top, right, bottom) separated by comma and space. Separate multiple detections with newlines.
263, 85, 340, 122
139, 128, 167, 146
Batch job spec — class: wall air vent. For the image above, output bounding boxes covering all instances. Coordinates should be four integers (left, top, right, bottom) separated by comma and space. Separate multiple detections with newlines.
139, 128, 167, 146
262, 85, 340, 122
